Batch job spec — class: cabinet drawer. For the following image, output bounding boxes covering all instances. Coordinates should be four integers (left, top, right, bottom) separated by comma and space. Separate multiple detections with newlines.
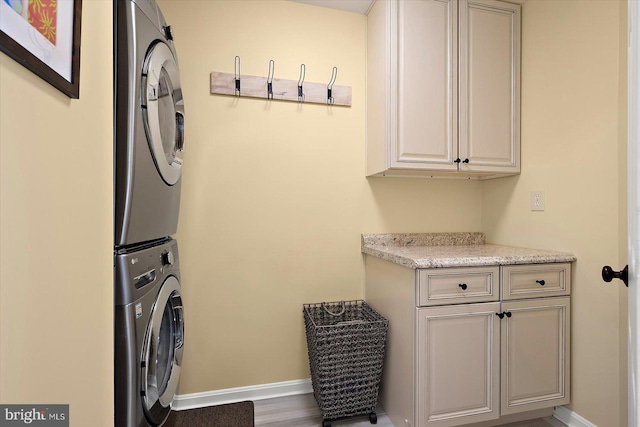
418, 266, 499, 306
501, 263, 571, 300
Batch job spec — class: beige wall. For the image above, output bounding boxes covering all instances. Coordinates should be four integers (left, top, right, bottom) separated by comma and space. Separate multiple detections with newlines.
482, 1, 627, 426
158, 0, 482, 393
0, 1, 113, 426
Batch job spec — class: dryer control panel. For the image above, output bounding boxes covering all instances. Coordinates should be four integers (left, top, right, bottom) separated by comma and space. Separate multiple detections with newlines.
115, 239, 180, 306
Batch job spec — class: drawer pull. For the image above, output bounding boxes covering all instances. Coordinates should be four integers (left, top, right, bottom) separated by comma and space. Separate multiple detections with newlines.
536, 279, 546, 286
459, 283, 468, 290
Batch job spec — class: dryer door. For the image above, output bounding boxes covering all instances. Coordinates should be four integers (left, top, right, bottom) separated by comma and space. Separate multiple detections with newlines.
141, 276, 184, 425
141, 42, 185, 186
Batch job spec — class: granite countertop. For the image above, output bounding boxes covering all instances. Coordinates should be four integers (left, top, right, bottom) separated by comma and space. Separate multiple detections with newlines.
361, 233, 576, 269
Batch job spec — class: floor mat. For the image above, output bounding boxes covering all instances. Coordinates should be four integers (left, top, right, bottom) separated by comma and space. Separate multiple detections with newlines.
164, 401, 254, 427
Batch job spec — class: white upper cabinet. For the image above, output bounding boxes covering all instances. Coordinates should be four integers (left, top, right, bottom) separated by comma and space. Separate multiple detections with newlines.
366, 0, 521, 179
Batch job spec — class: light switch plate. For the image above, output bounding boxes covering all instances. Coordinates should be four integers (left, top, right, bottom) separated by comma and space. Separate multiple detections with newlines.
531, 190, 545, 211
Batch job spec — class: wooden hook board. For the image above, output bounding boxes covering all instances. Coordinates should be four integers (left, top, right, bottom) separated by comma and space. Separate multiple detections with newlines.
210, 71, 352, 107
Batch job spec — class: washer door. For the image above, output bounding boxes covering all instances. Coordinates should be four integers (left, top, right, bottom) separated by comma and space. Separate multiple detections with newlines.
141, 42, 185, 186
141, 276, 184, 425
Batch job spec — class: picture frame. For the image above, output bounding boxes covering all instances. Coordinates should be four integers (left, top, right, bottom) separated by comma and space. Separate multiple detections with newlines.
0, 0, 82, 98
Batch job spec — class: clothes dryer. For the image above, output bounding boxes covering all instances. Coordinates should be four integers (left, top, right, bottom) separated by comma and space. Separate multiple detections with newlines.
115, 0, 185, 247
115, 238, 184, 427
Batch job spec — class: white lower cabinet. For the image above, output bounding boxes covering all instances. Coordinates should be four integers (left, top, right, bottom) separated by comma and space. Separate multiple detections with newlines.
417, 297, 570, 426
500, 298, 571, 416
364, 259, 571, 427
417, 303, 501, 426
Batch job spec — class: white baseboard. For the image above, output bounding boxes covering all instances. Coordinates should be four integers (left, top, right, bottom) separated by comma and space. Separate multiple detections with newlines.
172, 379, 313, 411
553, 406, 597, 427
174, 382, 596, 427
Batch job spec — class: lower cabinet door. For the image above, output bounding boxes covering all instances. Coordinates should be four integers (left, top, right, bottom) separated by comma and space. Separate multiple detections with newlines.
417, 302, 501, 426
500, 297, 571, 415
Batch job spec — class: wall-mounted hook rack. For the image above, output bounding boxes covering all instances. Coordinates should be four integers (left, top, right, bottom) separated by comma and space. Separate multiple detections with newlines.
210, 59, 352, 107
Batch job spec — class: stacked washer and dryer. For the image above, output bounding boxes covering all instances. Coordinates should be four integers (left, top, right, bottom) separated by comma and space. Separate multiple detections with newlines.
114, 0, 185, 426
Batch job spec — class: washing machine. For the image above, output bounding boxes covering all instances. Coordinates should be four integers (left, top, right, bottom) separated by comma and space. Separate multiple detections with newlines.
115, 0, 185, 248
115, 238, 184, 427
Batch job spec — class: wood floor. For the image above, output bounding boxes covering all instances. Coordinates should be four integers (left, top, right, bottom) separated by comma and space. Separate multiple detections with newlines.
253, 393, 567, 427
253, 393, 392, 427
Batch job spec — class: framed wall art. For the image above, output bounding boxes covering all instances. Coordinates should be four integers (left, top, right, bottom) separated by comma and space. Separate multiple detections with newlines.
0, 0, 82, 98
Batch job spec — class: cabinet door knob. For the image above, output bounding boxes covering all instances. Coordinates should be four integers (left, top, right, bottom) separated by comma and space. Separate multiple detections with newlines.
459, 283, 467, 290
496, 312, 505, 319
536, 279, 545, 286
462, 158, 469, 163
602, 265, 628, 287
454, 158, 461, 164
505, 311, 512, 318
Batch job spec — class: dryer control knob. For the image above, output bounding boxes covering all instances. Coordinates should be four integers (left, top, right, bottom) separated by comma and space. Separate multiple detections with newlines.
163, 25, 173, 41
162, 251, 174, 266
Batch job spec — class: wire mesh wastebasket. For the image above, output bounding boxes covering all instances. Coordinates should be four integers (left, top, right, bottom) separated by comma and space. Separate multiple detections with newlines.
303, 300, 389, 427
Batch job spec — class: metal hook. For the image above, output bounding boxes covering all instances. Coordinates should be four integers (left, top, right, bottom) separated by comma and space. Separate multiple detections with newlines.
327, 66, 337, 105
234, 56, 241, 96
267, 60, 274, 100
298, 64, 305, 102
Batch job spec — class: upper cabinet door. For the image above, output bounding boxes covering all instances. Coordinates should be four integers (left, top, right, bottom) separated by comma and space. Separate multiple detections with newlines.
459, 0, 521, 173
393, 0, 458, 171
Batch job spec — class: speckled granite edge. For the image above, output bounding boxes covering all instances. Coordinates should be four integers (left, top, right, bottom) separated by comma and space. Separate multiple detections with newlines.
361, 233, 577, 269
361, 232, 486, 247
362, 246, 577, 269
